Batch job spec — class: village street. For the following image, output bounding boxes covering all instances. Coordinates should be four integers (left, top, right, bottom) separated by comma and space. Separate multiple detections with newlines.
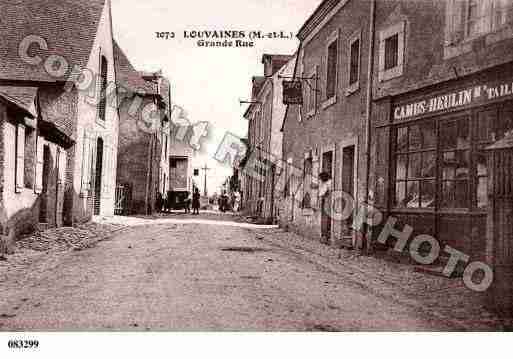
0, 213, 503, 331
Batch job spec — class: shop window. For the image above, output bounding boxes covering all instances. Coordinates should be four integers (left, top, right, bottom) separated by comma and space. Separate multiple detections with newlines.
394, 121, 437, 209
378, 22, 405, 82
393, 105, 513, 211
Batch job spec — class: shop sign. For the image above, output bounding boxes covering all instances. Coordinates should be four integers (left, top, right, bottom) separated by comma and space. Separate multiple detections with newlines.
393, 80, 513, 121
283, 80, 303, 105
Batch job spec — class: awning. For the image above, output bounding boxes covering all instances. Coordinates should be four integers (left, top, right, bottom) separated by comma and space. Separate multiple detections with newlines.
0, 86, 38, 126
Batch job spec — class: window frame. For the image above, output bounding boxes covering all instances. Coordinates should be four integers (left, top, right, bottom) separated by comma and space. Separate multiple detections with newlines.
97, 53, 109, 126
392, 102, 513, 213
347, 30, 361, 96
322, 30, 339, 109
378, 21, 406, 82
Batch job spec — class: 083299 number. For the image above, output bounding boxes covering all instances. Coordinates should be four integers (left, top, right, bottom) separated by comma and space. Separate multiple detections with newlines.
8, 339, 39, 349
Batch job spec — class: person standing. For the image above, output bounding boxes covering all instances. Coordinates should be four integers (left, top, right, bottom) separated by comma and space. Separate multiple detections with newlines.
192, 187, 201, 215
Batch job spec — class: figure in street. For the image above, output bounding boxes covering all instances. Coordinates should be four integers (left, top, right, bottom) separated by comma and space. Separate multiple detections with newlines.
192, 187, 201, 215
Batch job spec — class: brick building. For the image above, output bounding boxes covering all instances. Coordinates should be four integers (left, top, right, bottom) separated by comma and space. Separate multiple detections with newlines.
281, 0, 372, 247
369, 0, 513, 260
243, 54, 294, 223
0, 0, 120, 251
114, 41, 171, 215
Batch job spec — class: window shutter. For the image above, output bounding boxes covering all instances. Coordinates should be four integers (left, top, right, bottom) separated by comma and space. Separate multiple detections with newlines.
15, 124, 25, 193
35, 136, 44, 194
81, 132, 91, 195
397, 22, 406, 67
58, 149, 67, 184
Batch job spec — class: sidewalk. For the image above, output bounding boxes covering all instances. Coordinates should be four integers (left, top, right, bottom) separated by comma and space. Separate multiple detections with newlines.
254, 227, 504, 330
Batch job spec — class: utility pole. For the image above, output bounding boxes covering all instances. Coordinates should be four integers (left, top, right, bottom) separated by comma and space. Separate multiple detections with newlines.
201, 164, 211, 197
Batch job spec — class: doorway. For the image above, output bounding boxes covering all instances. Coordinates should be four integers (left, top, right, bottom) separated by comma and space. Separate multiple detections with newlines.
93, 138, 103, 216
39, 145, 51, 223
321, 151, 333, 240
341, 145, 356, 247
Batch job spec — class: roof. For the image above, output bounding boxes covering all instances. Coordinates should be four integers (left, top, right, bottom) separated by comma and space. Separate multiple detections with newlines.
113, 40, 158, 95
0, 86, 38, 117
0, 0, 106, 82
297, 0, 340, 40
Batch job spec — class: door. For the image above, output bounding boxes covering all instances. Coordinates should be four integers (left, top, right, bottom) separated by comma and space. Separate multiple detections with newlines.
39, 145, 51, 223
321, 151, 333, 240
341, 145, 355, 247
93, 138, 103, 215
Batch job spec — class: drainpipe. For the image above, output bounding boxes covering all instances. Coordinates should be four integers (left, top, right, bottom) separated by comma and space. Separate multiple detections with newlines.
363, 0, 376, 253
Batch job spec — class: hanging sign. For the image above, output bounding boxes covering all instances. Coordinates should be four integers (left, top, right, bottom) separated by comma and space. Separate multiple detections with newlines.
283, 80, 303, 105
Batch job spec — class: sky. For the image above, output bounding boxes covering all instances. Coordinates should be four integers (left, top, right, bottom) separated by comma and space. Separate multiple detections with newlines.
110, 0, 321, 194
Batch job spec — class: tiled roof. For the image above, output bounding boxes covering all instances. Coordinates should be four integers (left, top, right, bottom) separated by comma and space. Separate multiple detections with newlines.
0, 0, 106, 82
0, 86, 38, 117
113, 40, 157, 95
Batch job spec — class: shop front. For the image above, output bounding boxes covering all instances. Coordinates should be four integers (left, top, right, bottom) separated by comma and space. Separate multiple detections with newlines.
375, 63, 513, 260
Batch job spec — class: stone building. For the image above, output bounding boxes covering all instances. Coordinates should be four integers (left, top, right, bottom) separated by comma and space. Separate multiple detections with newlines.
0, 0, 119, 250
281, 0, 372, 247
114, 41, 171, 215
243, 54, 295, 223
369, 0, 513, 261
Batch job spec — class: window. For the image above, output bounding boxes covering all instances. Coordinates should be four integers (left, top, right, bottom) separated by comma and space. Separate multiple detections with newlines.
24, 127, 36, 189
98, 55, 108, 122
384, 34, 399, 70
378, 22, 405, 82
349, 35, 360, 89
394, 121, 437, 209
305, 67, 318, 117
326, 38, 338, 100
446, 0, 512, 46
393, 104, 513, 211
465, 0, 511, 38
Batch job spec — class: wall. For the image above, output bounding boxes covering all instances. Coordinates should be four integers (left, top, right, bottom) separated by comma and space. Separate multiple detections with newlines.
116, 93, 166, 214
281, 0, 371, 246
71, 0, 119, 222
0, 103, 67, 249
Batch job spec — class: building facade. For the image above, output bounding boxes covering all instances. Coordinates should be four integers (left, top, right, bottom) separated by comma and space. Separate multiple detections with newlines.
114, 41, 171, 215
281, 0, 372, 247
369, 0, 513, 261
0, 0, 119, 251
243, 54, 294, 223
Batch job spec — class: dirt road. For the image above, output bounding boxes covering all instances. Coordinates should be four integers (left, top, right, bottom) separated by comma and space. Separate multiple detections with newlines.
0, 218, 476, 331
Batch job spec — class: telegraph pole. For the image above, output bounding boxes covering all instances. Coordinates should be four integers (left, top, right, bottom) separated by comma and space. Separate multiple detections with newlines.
201, 164, 211, 197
